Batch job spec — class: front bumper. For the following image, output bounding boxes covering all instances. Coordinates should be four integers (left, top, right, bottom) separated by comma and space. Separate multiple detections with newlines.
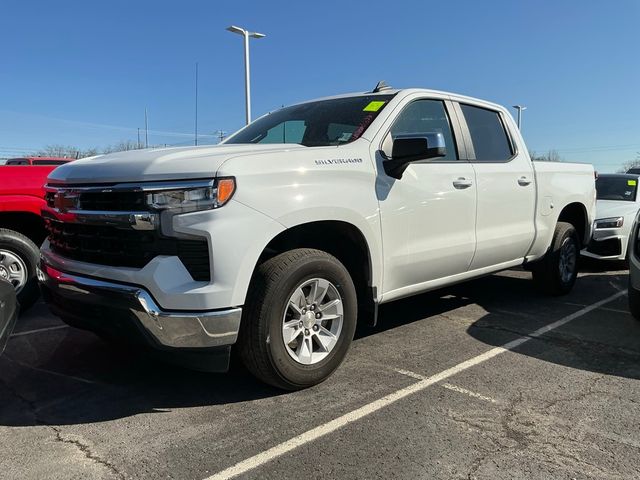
581, 235, 625, 260
38, 261, 242, 351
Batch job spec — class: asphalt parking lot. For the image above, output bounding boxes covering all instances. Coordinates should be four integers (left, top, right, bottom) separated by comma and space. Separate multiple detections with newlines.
1, 262, 639, 480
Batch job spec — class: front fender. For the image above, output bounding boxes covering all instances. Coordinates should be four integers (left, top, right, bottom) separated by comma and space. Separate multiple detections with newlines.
0, 195, 46, 216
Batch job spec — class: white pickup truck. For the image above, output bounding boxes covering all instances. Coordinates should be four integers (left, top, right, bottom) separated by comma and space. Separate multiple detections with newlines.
39, 85, 596, 389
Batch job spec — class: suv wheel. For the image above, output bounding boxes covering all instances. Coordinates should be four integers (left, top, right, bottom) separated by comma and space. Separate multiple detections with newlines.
238, 248, 357, 390
628, 278, 640, 321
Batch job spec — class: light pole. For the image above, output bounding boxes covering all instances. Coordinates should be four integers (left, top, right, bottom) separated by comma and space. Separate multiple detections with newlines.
513, 105, 527, 130
226, 25, 266, 125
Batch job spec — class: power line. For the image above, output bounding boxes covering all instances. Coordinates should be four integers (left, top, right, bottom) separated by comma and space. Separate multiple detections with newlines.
531, 143, 640, 154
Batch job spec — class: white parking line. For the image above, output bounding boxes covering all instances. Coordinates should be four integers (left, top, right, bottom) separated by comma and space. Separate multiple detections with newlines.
395, 368, 426, 380
204, 290, 626, 480
397, 370, 498, 403
442, 383, 498, 403
10, 325, 69, 338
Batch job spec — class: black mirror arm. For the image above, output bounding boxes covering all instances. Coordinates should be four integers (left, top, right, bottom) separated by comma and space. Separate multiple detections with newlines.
380, 151, 410, 180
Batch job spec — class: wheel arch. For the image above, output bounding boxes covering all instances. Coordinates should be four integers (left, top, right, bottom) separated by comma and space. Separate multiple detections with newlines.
252, 220, 379, 326
557, 202, 589, 247
0, 211, 47, 246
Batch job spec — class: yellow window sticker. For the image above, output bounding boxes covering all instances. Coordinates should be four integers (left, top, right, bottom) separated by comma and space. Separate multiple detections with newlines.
629, 180, 637, 186
363, 101, 386, 112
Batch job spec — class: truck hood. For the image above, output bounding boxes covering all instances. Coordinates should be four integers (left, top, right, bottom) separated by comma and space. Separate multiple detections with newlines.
595, 200, 639, 219
47, 144, 306, 185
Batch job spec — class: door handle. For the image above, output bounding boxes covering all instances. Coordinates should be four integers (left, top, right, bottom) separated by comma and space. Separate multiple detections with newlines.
453, 177, 473, 189
518, 176, 532, 186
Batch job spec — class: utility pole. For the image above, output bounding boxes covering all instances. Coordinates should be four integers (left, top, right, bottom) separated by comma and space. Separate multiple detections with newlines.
226, 25, 266, 125
513, 105, 527, 130
195, 62, 199, 146
215, 130, 227, 143
137, 128, 141, 149
144, 108, 149, 148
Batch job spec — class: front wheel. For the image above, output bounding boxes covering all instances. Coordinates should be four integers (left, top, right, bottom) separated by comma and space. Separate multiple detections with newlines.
0, 228, 40, 311
532, 222, 579, 296
238, 248, 357, 390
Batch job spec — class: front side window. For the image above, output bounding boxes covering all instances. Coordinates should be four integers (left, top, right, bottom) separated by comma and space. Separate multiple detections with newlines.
226, 94, 395, 147
388, 99, 458, 161
461, 104, 513, 161
596, 176, 638, 201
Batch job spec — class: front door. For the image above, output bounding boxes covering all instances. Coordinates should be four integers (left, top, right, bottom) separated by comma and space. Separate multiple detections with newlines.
375, 97, 477, 297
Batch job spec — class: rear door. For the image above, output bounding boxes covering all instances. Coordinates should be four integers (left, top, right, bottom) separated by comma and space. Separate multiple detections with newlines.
454, 102, 536, 270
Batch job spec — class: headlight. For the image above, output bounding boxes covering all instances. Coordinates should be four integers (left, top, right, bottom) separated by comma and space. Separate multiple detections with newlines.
146, 178, 236, 212
594, 216, 624, 229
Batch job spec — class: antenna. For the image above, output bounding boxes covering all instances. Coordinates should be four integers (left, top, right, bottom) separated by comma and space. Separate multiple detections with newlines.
372, 80, 392, 93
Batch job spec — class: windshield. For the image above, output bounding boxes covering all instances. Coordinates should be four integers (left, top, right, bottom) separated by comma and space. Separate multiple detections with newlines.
225, 94, 395, 147
596, 176, 638, 201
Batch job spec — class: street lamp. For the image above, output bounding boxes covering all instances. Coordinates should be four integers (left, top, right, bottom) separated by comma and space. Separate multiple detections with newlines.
226, 25, 266, 125
512, 105, 527, 130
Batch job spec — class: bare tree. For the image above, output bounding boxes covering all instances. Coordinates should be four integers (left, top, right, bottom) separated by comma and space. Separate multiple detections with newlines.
35, 145, 99, 159
101, 140, 143, 154
529, 149, 562, 162
617, 152, 640, 173
35, 140, 144, 159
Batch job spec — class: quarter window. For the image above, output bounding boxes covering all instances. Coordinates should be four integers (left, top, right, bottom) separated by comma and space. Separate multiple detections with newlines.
460, 104, 513, 161
389, 100, 459, 161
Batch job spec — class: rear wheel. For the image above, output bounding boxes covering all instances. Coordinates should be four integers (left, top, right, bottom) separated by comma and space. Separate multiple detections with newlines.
238, 248, 357, 390
532, 222, 579, 295
628, 278, 640, 321
0, 228, 40, 311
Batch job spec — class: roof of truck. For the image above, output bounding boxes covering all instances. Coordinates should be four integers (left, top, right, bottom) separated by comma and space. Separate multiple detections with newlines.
300, 87, 506, 112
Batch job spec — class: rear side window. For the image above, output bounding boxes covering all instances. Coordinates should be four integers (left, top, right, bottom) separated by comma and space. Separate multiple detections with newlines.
33, 160, 67, 165
461, 104, 513, 161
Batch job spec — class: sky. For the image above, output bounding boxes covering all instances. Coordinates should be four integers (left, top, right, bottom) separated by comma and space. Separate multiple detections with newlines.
1, 0, 639, 172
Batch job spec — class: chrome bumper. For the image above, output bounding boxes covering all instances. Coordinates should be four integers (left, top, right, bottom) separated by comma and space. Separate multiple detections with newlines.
38, 262, 241, 350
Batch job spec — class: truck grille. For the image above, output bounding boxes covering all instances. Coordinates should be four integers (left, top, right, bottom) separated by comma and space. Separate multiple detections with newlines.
45, 191, 147, 211
44, 219, 211, 281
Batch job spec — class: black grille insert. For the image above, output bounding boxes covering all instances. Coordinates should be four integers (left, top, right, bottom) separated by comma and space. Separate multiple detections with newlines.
45, 219, 210, 281
79, 191, 147, 211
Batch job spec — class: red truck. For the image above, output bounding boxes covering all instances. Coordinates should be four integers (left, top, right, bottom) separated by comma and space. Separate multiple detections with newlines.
0, 158, 73, 310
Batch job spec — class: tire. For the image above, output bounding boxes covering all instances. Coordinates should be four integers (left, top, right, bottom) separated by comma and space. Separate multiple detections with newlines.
628, 279, 640, 321
532, 222, 579, 296
238, 248, 357, 390
0, 228, 41, 312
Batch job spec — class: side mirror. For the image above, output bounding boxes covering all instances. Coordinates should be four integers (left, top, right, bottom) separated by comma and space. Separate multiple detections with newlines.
383, 132, 447, 179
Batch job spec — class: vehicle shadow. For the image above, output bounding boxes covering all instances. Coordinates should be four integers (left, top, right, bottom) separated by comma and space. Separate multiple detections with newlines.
0, 267, 638, 427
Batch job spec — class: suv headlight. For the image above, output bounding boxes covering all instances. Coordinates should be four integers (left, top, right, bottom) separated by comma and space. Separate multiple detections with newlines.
594, 216, 624, 229
146, 178, 236, 212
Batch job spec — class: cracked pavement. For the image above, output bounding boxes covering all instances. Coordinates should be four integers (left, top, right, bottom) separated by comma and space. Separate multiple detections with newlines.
0, 263, 639, 479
